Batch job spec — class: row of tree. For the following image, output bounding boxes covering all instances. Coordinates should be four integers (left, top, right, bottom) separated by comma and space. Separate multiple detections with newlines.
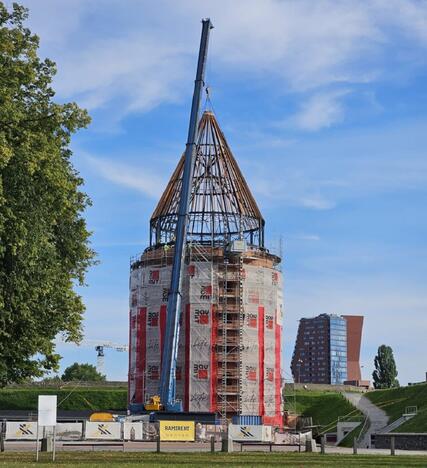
60, 346, 400, 388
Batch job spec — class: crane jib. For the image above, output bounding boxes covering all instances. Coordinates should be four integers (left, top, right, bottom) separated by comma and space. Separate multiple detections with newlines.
158, 19, 214, 412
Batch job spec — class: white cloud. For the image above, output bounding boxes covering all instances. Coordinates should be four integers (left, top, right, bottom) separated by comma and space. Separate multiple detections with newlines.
85, 155, 165, 199
241, 117, 427, 211
247, 166, 336, 211
295, 234, 321, 242
289, 90, 351, 131
17, 0, 427, 122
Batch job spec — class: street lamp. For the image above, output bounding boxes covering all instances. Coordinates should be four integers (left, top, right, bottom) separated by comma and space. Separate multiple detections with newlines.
297, 359, 303, 384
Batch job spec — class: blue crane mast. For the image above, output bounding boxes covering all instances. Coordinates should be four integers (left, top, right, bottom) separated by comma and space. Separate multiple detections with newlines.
158, 18, 213, 412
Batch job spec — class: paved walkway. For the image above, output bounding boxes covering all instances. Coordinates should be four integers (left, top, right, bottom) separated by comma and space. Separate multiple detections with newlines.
343, 392, 389, 448
4, 440, 427, 456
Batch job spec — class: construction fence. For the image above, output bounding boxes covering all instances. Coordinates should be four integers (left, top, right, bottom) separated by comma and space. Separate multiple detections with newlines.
2, 420, 227, 442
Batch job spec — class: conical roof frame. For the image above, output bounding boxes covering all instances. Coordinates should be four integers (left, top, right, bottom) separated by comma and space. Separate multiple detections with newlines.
150, 111, 264, 247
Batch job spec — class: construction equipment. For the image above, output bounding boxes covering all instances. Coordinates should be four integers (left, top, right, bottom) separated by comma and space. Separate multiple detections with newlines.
89, 412, 115, 422
144, 395, 163, 411
147, 19, 213, 413
79, 340, 128, 375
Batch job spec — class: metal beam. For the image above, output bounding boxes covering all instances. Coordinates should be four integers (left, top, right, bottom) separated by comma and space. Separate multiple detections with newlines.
159, 18, 213, 410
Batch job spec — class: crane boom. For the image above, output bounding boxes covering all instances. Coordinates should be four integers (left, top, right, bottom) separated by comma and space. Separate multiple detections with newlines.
158, 18, 213, 412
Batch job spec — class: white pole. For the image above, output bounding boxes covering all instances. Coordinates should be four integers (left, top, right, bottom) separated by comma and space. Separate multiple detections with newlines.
52, 426, 56, 462
35, 424, 39, 462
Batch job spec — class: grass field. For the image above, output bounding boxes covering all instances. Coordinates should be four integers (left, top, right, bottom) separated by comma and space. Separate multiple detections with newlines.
366, 383, 427, 432
0, 387, 127, 411
1, 451, 427, 467
284, 389, 363, 435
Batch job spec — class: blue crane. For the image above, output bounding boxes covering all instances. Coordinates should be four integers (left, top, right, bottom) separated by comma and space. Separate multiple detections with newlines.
157, 18, 213, 412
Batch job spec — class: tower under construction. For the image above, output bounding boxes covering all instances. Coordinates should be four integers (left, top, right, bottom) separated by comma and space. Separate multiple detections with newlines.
128, 110, 283, 425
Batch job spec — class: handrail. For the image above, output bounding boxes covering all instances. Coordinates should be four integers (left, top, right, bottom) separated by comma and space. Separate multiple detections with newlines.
356, 415, 370, 445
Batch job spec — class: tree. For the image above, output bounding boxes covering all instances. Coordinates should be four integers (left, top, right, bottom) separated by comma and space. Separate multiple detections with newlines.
62, 363, 105, 382
0, 3, 95, 386
372, 345, 399, 389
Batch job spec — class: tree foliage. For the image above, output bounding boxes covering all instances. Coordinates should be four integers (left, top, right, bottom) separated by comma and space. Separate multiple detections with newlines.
62, 363, 106, 382
0, 3, 95, 385
372, 344, 399, 389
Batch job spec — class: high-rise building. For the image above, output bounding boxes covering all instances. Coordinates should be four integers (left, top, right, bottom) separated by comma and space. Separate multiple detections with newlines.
128, 111, 283, 425
291, 314, 363, 385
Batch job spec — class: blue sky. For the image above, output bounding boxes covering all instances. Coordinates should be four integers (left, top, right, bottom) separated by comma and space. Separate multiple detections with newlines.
14, 0, 427, 385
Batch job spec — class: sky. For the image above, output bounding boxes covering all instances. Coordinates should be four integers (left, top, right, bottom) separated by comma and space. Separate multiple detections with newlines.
11, 0, 427, 385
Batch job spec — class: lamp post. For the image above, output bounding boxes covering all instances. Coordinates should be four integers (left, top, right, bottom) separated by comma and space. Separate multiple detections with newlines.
294, 359, 304, 426
297, 359, 303, 384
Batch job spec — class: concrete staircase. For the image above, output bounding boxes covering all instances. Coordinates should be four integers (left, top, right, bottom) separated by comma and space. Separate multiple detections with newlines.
343, 392, 389, 448
376, 414, 415, 434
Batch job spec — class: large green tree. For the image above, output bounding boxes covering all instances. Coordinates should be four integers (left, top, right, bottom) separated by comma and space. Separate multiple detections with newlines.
62, 363, 105, 382
372, 344, 399, 389
0, 3, 95, 385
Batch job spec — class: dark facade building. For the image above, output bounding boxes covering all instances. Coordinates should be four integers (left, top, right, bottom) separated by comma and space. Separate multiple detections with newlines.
291, 314, 363, 385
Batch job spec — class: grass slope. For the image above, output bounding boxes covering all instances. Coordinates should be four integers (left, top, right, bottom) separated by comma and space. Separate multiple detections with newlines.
0, 387, 127, 411
338, 423, 364, 448
284, 389, 362, 434
366, 383, 427, 433
1, 452, 427, 468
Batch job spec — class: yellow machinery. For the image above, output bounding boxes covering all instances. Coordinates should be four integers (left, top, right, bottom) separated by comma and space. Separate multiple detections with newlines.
144, 395, 163, 411
89, 412, 114, 422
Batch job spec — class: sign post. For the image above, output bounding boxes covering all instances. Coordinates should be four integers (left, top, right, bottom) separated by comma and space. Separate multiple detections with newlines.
36, 395, 57, 462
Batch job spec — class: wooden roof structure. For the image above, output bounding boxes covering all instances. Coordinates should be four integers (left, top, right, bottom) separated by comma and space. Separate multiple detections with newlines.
150, 111, 264, 247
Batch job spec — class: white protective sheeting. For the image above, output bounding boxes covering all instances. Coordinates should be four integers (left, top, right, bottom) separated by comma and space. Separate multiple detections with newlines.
228, 424, 272, 442
5, 422, 37, 440
123, 422, 143, 440
188, 262, 215, 412
56, 423, 83, 440
129, 250, 283, 421
85, 422, 121, 440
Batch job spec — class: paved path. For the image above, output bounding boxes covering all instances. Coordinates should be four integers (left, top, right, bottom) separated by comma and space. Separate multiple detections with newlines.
343, 392, 389, 448
4, 440, 427, 456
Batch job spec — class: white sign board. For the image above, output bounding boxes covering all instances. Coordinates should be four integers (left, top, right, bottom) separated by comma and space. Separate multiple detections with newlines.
5, 422, 38, 440
85, 421, 121, 440
228, 424, 272, 442
38, 395, 57, 426
123, 422, 143, 440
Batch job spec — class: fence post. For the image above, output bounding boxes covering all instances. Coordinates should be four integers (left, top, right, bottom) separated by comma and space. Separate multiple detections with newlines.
390, 436, 395, 456
221, 433, 227, 452
156, 434, 161, 453
321, 435, 326, 454
353, 437, 357, 455
0, 419, 5, 452
210, 435, 215, 453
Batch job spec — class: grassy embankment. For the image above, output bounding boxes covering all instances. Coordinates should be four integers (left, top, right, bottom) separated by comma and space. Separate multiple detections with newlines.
284, 388, 363, 443
366, 383, 427, 433
1, 451, 427, 468
0, 385, 127, 411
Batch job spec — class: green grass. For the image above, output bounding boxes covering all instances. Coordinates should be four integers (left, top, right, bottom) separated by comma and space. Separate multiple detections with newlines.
0, 387, 127, 411
366, 383, 427, 433
1, 451, 427, 467
338, 422, 365, 447
284, 389, 363, 434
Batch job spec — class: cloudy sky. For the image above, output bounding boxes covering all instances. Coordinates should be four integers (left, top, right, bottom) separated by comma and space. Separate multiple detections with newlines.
13, 0, 427, 384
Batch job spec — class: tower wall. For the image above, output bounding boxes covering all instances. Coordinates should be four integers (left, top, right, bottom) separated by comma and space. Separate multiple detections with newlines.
128, 245, 283, 424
